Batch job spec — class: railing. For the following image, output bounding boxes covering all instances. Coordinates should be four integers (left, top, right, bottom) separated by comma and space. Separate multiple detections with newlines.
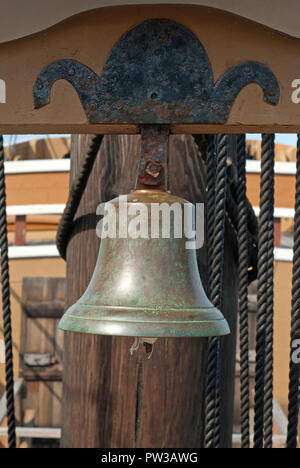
0, 426, 61, 439
4, 159, 70, 174
246, 160, 296, 175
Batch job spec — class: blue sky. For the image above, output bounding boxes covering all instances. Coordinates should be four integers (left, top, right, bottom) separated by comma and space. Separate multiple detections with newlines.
3, 133, 298, 147
249, 134, 297, 146
3, 134, 70, 146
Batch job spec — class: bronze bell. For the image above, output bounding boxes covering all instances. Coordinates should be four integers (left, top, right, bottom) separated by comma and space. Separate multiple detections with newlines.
59, 189, 229, 338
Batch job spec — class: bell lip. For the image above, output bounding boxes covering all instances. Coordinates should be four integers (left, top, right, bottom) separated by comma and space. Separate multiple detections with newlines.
58, 307, 230, 338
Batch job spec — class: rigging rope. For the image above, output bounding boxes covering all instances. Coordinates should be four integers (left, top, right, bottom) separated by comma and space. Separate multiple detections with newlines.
262, 135, 275, 449
286, 134, 300, 449
206, 134, 217, 288
194, 134, 258, 448
204, 133, 228, 448
237, 134, 250, 449
0, 135, 16, 448
254, 134, 275, 449
56, 135, 103, 260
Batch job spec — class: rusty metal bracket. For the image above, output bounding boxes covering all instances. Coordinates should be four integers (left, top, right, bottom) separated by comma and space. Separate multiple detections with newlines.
136, 125, 170, 190
33, 19, 279, 125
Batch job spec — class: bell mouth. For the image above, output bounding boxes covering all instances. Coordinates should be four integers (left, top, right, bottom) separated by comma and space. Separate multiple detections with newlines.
58, 303, 230, 338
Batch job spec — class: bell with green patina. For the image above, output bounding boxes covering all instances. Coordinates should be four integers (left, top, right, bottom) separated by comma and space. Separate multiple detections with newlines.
59, 190, 230, 338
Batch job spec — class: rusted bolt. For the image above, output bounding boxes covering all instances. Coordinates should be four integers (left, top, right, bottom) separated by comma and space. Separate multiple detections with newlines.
116, 103, 123, 110
146, 163, 162, 178
268, 89, 276, 96
37, 82, 43, 90
89, 103, 96, 111
245, 66, 251, 73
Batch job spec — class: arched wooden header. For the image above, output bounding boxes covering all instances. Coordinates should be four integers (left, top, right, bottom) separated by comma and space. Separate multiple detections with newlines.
1, 5, 300, 134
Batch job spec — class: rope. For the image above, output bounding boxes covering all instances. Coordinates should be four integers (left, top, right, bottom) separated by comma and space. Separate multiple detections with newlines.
237, 134, 250, 448
254, 134, 275, 449
226, 171, 258, 285
286, 134, 300, 449
56, 135, 103, 259
203, 134, 218, 448
206, 135, 217, 288
194, 135, 258, 287
204, 134, 228, 448
0, 136, 16, 448
262, 134, 275, 449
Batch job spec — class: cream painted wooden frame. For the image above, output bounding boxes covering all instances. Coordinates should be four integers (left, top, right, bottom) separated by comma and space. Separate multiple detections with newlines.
0, 5, 300, 134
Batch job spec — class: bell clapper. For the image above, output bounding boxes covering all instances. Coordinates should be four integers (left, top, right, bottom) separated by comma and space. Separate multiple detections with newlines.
129, 337, 140, 355
130, 337, 157, 358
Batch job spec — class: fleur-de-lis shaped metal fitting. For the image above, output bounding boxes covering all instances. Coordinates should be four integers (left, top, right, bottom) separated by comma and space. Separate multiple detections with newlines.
33, 19, 279, 124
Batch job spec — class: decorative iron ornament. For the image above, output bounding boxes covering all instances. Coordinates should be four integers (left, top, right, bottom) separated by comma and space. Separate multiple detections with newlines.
33, 19, 279, 125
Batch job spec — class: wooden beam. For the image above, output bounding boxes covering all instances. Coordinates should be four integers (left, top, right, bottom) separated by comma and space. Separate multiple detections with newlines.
0, 6, 300, 132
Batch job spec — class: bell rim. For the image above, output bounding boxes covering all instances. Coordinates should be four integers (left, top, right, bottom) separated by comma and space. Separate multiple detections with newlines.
58, 311, 230, 337
61, 302, 224, 319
